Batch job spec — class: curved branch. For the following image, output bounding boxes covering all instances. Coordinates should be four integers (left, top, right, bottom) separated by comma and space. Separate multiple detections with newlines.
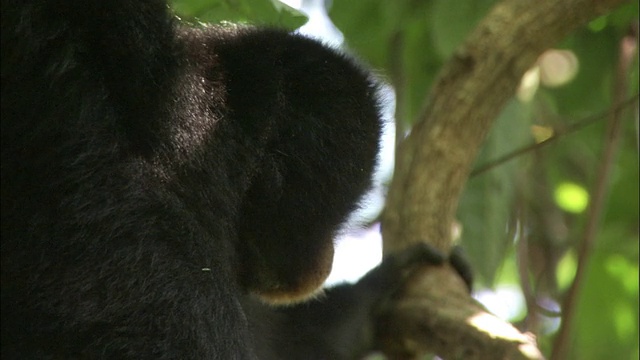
383, 0, 629, 252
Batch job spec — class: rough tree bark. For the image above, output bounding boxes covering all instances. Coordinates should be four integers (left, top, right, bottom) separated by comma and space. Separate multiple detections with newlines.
378, 0, 630, 359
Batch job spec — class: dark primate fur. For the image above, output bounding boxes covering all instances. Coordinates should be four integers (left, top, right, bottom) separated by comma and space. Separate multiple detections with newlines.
1, 1, 458, 358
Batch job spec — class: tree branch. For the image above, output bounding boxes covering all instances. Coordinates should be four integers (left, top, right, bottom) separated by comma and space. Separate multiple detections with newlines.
378, 0, 630, 358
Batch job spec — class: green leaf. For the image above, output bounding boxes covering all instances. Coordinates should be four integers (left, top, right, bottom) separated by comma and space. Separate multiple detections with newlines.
568, 252, 639, 359
329, 1, 394, 69
556, 250, 578, 290
458, 99, 534, 285
171, 0, 306, 28
554, 182, 589, 214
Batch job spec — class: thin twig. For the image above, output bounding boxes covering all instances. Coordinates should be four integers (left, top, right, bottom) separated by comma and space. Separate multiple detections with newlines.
470, 94, 640, 178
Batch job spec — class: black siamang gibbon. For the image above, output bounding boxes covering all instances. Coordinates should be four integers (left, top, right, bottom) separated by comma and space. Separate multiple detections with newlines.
1, 1, 467, 358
